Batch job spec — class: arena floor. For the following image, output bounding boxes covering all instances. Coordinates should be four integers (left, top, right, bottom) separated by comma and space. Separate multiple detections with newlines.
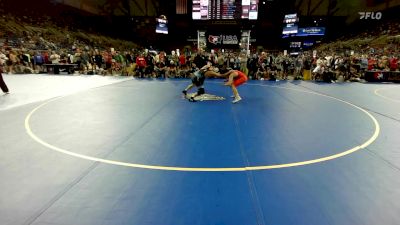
1, 74, 400, 225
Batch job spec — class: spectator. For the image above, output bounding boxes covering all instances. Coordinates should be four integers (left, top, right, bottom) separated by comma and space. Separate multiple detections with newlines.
0, 52, 9, 94
74, 49, 82, 72
193, 50, 207, 69
303, 56, 312, 80
49, 51, 60, 73
389, 55, 398, 71
135, 52, 147, 78
94, 49, 103, 71
33, 51, 44, 72
49, 51, 60, 64
7, 50, 18, 74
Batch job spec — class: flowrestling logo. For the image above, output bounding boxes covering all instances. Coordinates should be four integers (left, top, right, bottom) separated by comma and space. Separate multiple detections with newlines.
359, 12, 382, 20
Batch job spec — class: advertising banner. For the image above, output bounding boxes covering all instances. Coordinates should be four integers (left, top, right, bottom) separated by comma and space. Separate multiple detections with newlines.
297, 27, 325, 36
206, 32, 240, 48
365, 71, 400, 83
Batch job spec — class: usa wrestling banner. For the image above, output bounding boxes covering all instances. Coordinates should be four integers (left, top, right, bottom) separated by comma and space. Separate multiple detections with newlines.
206, 32, 240, 48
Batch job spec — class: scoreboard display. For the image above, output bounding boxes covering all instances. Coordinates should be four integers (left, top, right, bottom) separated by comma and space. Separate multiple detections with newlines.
192, 0, 259, 20
156, 17, 168, 34
282, 13, 299, 37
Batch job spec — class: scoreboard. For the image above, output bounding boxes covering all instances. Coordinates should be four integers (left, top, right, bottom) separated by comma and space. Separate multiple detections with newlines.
192, 0, 259, 20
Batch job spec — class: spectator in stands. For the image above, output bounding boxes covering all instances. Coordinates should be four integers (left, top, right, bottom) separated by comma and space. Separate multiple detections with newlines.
112, 51, 124, 74
360, 54, 368, 74
377, 56, 389, 71
179, 52, 187, 70
154, 51, 168, 78
33, 51, 44, 72
7, 50, 18, 74
193, 50, 207, 69
21, 50, 31, 69
274, 54, 283, 79
49, 51, 60, 73
312, 56, 326, 80
145, 51, 155, 77
294, 55, 303, 78
154, 60, 167, 78
67, 53, 74, 64
255, 63, 267, 80
50, 51, 60, 64
135, 52, 147, 78
125, 51, 133, 65
0, 52, 9, 94
368, 55, 377, 70
74, 48, 82, 72
258, 52, 267, 67
389, 55, 398, 71
281, 56, 290, 80
81, 50, 90, 73
216, 52, 224, 70
247, 54, 258, 80
104, 51, 113, 75
168, 50, 179, 78
43, 51, 49, 64
59, 51, 68, 63
239, 53, 248, 75
93, 49, 103, 72
302, 55, 312, 80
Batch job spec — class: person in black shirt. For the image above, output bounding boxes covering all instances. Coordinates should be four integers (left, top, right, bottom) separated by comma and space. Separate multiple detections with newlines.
247, 54, 258, 80
193, 51, 207, 69
94, 50, 103, 71
145, 52, 155, 77
303, 56, 312, 80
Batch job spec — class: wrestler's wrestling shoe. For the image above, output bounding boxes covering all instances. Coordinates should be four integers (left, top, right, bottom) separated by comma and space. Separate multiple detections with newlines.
232, 96, 242, 103
188, 96, 196, 102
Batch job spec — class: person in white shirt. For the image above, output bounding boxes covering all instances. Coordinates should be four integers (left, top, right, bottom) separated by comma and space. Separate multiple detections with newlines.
49, 51, 61, 74
312, 56, 326, 80
50, 51, 60, 64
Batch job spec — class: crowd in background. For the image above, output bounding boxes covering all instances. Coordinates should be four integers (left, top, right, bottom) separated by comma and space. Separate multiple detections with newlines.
0, 12, 399, 83
1, 44, 399, 83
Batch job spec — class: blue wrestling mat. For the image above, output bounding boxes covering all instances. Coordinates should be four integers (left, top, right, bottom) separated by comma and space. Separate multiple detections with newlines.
1, 78, 400, 225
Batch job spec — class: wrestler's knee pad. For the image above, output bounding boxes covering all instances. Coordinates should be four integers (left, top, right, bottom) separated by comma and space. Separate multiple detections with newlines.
197, 87, 205, 95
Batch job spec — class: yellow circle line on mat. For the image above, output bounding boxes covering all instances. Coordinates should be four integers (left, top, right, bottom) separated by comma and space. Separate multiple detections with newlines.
374, 86, 400, 103
25, 84, 380, 172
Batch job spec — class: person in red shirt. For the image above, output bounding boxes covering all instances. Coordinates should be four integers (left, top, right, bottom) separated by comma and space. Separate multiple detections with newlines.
389, 56, 398, 71
179, 53, 186, 69
368, 55, 377, 71
103, 51, 113, 75
220, 69, 248, 103
136, 53, 147, 78
42, 51, 49, 64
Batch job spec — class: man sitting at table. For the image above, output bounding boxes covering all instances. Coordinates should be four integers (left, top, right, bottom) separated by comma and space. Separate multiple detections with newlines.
49, 51, 61, 74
